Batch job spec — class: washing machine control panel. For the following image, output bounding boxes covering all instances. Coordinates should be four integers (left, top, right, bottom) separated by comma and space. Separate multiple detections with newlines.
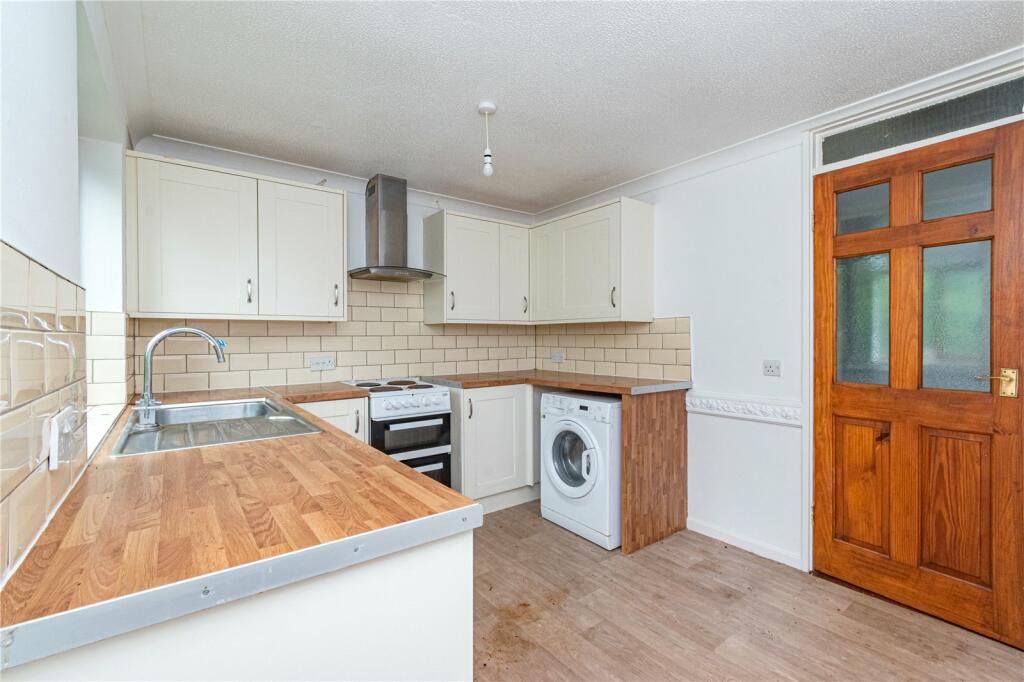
541, 394, 614, 422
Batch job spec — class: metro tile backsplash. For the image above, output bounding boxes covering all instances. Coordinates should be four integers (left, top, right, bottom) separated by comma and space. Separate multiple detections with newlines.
132, 279, 692, 390
0, 242, 88, 585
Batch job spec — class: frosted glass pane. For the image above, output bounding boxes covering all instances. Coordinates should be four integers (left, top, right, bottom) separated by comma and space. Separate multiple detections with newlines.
836, 183, 889, 234
836, 254, 889, 385
923, 241, 991, 391
923, 159, 992, 221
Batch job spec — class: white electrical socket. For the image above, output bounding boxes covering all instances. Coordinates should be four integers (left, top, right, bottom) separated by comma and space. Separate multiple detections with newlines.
763, 360, 781, 377
309, 355, 336, 371
551, 351, 566, 363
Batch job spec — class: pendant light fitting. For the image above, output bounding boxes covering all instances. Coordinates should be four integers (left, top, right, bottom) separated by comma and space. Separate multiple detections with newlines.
478, 101, 496, 177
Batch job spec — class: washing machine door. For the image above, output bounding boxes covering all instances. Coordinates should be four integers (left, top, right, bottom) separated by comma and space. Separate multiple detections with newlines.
544, 420, 599, 499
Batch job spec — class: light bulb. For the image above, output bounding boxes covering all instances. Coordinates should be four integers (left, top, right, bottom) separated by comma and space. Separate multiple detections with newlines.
482, 147, 493, 177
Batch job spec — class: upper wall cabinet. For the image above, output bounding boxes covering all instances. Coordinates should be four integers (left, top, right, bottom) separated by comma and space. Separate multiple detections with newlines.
531, 198, 653, 322
258, 180, 345, 318
423, 211, 529, 324
127, 154, 346, 320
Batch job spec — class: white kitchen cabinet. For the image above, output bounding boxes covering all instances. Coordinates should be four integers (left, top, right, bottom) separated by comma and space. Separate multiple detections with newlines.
128, 153, 347, 321
530, 198, 653, 322
297, 398, 368, 442
136, 158, 259, 316
423, 211, 519, 324
499, 224, 530, 322
455, 385, 530, 499
258, 180, 346, 318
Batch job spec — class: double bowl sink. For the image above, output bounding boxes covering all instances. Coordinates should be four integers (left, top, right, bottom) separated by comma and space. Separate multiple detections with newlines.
112, 398, 321, 456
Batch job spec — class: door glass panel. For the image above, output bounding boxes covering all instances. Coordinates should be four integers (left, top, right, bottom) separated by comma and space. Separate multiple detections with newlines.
923, 159, 992, 221
551, 429, 587, 487
836, 183, 890, 234
836, 254, 890, 385
922, 241, 991, 391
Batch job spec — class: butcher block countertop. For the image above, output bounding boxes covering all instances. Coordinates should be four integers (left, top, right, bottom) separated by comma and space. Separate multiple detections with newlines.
426, 369, 691, 395
0, 385, 479, 668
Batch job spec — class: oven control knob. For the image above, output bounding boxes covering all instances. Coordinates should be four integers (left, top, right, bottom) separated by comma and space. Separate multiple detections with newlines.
383, 400, 393, 410
402, 398, 412, 407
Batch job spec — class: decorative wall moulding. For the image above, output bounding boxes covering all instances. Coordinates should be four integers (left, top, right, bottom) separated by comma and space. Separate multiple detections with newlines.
685, 392, 802, 427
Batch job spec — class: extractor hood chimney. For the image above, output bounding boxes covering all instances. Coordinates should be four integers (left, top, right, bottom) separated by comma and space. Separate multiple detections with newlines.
348, 174, 440, 282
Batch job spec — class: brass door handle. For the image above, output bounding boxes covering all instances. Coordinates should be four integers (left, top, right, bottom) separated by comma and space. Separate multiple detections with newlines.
974, 368, 1018, 398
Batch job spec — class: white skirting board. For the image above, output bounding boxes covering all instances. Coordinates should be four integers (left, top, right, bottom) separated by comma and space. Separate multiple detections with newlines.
4, 532, 474, 682
686, 517, 803, 568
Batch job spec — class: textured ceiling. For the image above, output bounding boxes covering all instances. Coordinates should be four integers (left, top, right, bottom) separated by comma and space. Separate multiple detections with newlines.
102, 1, 1023, 212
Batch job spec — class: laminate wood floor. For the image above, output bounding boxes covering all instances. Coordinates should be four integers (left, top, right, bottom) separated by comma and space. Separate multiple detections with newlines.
474, 502, 1023, 681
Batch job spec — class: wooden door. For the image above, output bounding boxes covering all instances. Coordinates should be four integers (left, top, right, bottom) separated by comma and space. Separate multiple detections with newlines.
499, 224, 530, 322
556, 204, 621, 321
446, 215, 500, 321
257, 180, 345, 319
461, 385, 529, 499
814, 123, 1023, 648
137, 159, 258, 315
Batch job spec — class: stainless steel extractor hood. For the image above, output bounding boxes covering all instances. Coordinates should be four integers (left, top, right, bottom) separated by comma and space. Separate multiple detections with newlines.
348, 174, 440, 282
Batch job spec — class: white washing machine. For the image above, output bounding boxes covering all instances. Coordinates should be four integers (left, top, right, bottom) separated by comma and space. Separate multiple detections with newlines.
539, 392, 621, 550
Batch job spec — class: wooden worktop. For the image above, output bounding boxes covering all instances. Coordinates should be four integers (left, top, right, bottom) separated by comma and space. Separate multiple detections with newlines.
0, 386, 473, 628
426, 369, 690, 395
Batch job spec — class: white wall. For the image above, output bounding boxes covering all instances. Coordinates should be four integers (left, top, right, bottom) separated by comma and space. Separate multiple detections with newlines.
79, 138, 126, 312
0, 1, 80, 282
536, 133, 811, 569
132, 136, 535, 271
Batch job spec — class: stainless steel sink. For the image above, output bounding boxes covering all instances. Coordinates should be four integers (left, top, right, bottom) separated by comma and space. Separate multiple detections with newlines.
111, 398, 321, 457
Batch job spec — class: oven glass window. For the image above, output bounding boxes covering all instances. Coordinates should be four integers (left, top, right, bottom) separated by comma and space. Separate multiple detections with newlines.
375, 416, 450, 455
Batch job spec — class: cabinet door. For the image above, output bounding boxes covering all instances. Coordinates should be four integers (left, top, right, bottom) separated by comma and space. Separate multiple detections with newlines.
137, 159, 258, 315
258, 181, 345, 318
446, 215, 500, 321
299, 398, 367, 442
556, 203, 621, 320
462, 385, 528, 498
499, 224, 530, 322
529, 222, 563, 321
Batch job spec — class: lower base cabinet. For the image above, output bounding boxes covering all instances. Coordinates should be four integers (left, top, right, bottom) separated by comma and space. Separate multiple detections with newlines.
297, 398, 368, 443
452, 385, 531, 499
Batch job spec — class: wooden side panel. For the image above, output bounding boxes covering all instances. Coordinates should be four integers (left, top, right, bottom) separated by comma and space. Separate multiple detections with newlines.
919, 428, 992, 587
833, 417, 890, 555
621, 391, 687, 554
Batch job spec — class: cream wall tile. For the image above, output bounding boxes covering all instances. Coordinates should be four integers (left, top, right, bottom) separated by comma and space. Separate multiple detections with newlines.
151, 355, 186, 374
268, 321, 303, 336
303, 321, 335, 336
230, 354, 268, 371
381, 308, 407, 322
1, 244, 30, 329
229, 320, 268, 336
162, 338, 215, 355
380, 281, 408, 294
353, 365, 382, 380
1, 406, 34, 499
88, 312, 127, 336
219, 337, 250, 354
353, 336, 381, 351
209, 371, 251, 390
321, 367, 353, 382
268, 352, 303, 369
286, 336, 320, 352
381, 364, 408, 377
86, 335, 127, 361
321, 336, 353, 351
250, 336, 288, 353
91, 359, 129, 383
185, 320, 229, 336
0, 330, 9, 410
250, 369, 286, 386
27, 262, 57, 332
8, 463, 46, 567
381, 336, 408, 350
44, 333, 73, 392
56, 278, 78, 332
337, 351, 367, 367
186, 355, 229, 373
87, 381, 129, 406
664, 365, 691, 381
663, 334, 690, 349
164, 373, 210, 391
75, 288, 86, 332
11, 331, 44, 406
366, 293, 394, 307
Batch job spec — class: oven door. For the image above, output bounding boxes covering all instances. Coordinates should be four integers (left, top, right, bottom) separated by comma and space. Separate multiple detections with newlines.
370, 412, 451, 459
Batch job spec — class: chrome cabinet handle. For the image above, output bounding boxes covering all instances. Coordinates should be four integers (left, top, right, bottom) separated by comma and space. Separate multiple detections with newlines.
610, 286, 617, 308
450, 291, 455, 311
523, 296, 528, 314
354, 409, 360, 434
334, 283, 340, 306
246, 278, 253, 303
468, 398, 473, 419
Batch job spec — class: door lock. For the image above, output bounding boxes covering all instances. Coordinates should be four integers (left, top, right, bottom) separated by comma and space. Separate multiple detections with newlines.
975, 368, 1018, 398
